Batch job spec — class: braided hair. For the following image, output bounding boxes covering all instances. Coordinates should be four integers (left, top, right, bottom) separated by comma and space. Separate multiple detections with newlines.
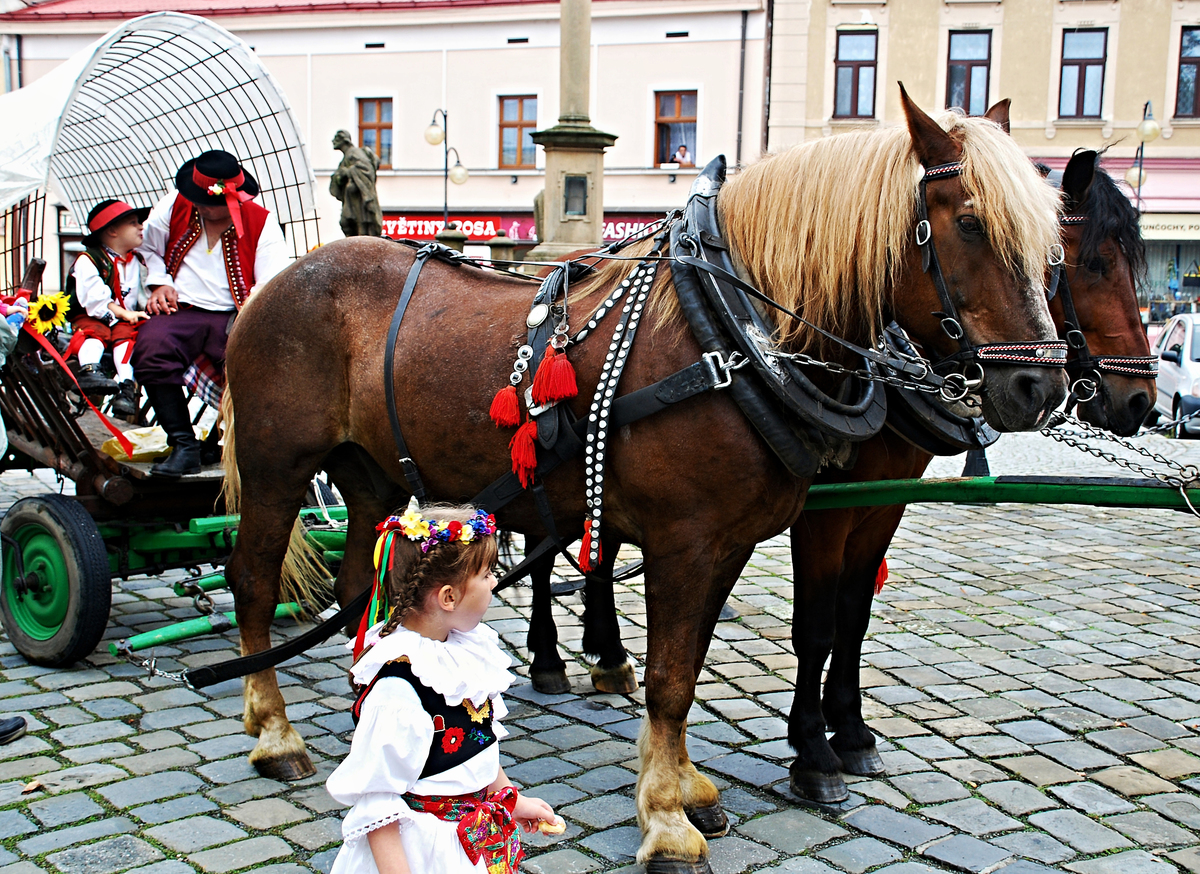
377, 505, 499, 637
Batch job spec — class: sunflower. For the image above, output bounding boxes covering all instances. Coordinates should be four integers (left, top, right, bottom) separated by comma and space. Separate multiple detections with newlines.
27, 292, 70, 334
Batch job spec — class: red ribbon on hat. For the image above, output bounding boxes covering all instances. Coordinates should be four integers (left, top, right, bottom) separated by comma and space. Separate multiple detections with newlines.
88, 201, 139, 234
192, 167, 254, 237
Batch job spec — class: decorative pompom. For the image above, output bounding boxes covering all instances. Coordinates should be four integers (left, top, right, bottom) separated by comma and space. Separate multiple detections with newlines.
531, 344, 579, 406
509, 420, 539, 488
489, 384, 521, 428
578, 519, 602, 572
874, 557, 888, 595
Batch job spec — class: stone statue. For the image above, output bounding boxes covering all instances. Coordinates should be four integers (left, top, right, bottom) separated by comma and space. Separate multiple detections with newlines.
330, 129, 383, 237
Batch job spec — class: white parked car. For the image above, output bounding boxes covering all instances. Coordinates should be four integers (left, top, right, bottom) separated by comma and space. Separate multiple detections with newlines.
1150, 312, 1200, 437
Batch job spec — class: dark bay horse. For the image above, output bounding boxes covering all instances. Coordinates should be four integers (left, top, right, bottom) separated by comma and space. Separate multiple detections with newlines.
787, 149, 1154, 803
221, 88, 1065, 872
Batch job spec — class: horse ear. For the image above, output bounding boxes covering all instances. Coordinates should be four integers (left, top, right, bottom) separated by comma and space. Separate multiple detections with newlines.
1062, 149, 1098, 211
983, 98, 1011, 133
899, 82, 959, 168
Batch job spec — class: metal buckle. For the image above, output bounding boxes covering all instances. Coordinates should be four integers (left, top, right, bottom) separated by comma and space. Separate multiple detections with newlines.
1066, 329, 1087, 350
702, 350, 747, 390
1049, 244, 1065, 266
916, 220, 932, 247
940, 372, 970, 402
941, 317, 965, 340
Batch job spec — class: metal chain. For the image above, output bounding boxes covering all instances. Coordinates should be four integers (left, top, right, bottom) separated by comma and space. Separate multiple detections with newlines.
766, 347, 947, 396
1041, 411, 1200, 490
114, 643, 194, 688
1140, 407, 1200, 435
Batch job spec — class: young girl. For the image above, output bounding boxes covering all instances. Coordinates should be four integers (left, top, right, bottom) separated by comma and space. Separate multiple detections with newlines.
68, 199, 151, 415
326, 500, 562, 874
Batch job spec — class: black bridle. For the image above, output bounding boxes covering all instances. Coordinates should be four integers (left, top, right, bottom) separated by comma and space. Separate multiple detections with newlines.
916, 162, 1069, 401
1052, 213, 1158, 404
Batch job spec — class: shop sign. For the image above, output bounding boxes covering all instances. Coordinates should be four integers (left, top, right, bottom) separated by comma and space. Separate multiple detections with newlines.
1140, 213, 1200, 240
381, 213, 664, 243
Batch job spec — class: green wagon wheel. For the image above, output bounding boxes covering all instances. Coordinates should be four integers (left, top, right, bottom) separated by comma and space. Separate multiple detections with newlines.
0, 495, 111, 666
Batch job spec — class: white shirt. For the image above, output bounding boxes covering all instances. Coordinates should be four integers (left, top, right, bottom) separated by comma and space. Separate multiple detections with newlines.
140, 191, 289, 312
71, 248, 146, 321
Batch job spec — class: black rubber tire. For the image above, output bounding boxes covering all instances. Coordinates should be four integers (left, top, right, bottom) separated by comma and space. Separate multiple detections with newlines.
0, 494, 111, 666
1171, 399, 1186, 439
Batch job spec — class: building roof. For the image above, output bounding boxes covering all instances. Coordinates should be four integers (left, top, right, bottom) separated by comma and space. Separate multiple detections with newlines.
0, 0, 610, 21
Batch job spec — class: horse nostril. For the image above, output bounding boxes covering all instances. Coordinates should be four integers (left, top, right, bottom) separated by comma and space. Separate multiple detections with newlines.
1127, 390, 1152, 425
1011, 371, 1048, 412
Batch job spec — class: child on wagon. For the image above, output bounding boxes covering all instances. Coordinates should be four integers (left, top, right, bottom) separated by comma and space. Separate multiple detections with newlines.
326, 501, 562, 874
68, 199, 151, 416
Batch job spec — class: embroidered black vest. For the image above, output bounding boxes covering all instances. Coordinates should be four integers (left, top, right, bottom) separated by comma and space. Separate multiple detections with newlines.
352, 659, 498, 779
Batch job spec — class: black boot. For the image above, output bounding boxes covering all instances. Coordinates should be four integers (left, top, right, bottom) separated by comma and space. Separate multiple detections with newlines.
145, 384, 202, 478
199, 424, 222, 466
111, 381, 139, 418
77, 364, 117, 394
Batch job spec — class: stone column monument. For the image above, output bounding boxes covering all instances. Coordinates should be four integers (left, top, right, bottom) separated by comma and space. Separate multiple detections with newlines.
525, 0, 617, 262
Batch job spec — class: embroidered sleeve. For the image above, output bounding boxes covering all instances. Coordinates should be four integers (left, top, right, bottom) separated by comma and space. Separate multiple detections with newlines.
139, 193, 175, 287
71, 255, 115, 321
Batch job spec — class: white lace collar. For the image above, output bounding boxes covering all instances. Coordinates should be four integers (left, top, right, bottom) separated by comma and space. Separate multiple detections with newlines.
349, 622, 512, 707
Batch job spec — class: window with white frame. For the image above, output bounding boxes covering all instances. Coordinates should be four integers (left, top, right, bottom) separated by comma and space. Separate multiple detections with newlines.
946, 31, 991, 116
1059, 29, 1107, 119
1177, 27, 1200, 118
834, 31, 877, 118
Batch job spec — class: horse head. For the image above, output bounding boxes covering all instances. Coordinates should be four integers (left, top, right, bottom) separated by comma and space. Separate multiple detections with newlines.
890, 84, 1067, 432
1053, 149, 1155, 436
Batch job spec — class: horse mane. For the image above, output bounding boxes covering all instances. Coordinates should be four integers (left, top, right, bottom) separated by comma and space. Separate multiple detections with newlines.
1085, 152, 1147, 284
716, 112, 1061, 351
571, 112, 1060, 353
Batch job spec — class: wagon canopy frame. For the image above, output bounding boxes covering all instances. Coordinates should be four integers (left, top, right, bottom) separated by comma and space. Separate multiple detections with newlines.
0, 10, 319, 292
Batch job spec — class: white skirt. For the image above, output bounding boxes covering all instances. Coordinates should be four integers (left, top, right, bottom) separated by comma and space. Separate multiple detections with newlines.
330, 807, 493, 874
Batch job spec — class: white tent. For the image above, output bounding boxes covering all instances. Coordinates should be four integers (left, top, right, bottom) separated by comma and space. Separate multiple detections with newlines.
0, 11, 317, 240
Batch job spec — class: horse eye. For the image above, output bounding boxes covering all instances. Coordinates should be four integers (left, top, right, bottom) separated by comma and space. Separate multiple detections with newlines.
1087, 257, 1106, 274
957, 216, 981, 235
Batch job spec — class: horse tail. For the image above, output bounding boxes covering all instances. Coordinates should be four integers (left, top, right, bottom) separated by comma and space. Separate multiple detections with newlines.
221, 389, 331, 617
220, 390, 240, 515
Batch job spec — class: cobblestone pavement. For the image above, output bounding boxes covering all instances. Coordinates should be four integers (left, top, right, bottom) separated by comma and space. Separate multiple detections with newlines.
0, 431, 1196, 874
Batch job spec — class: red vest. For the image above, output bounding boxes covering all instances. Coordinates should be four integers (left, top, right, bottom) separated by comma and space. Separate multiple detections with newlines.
164, 193, 269, 310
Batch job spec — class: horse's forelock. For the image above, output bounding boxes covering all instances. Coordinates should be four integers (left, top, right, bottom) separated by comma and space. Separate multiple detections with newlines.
947, 113, 1063, 296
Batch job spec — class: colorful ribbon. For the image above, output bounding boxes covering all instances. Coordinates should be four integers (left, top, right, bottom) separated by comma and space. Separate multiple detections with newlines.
352, 528, 398, 659
404, 787, 522, 874
192, 167, 254, 238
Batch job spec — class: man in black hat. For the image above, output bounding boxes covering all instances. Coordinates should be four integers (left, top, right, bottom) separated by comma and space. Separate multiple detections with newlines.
135, 150, 289, 477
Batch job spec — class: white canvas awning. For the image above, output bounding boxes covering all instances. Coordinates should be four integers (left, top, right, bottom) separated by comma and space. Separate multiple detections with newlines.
0, 12, 316, 229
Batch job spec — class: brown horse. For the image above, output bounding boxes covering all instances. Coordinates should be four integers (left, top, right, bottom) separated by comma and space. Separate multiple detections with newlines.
787, 148, 1154, 803
221, 88, 1065, 872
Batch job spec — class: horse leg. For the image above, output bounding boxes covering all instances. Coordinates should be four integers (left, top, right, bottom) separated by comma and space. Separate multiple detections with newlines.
527, 550, 571, 694
584, 534, 637, 694
787, 512, 853, 803
637, 549, 748, 872
227, 473, 320, 781
824, 508, 905, 777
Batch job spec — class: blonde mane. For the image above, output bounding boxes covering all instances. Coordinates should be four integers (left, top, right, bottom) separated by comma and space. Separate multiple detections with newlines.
715, 112, 1061, 351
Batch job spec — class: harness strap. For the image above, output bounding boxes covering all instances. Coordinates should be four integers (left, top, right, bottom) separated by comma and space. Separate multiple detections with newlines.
384, 244, 439, 501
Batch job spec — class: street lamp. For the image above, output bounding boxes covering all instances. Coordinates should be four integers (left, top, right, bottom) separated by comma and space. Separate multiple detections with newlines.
1125, 101, 1161, 207
424, 109, 468, 228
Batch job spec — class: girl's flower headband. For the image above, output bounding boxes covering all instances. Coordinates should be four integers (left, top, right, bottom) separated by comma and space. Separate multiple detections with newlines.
375, 496, 497, 554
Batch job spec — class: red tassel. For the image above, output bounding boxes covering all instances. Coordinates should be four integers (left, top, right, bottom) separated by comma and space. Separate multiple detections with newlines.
489, 384, 520, 428
531, 344, 579, 406
509, 421, 538, 488
578, 519, 602, 572
874, 557, 888, 595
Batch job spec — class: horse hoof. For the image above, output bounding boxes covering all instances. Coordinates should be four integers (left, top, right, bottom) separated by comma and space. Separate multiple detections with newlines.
645, 857, 713, 874
789, 769, 850, 804
252, 752, 316, 782
590, 661, 638, 694
685, 803, 729, 838
530, 669, 571, 695
838, 746, 886, 777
